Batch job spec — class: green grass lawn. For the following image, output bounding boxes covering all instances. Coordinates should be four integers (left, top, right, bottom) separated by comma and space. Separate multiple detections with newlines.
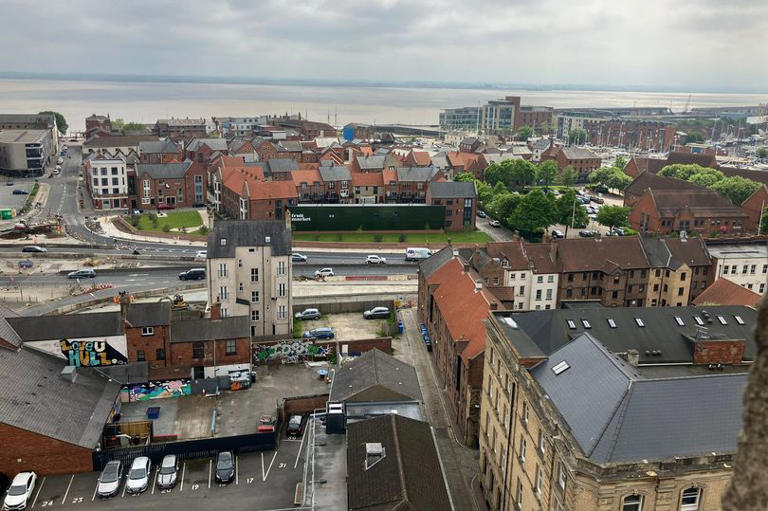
133, 210, 203, 232
292, 230, 492, 243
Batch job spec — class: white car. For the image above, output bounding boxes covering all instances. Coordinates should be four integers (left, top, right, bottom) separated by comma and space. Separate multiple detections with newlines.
126, 456, 151, 494
489, 220, 501, 227
366, 255, 386, 264
315, 267, 334, 277
194, 250, 207, 261
3, 472, 37, 510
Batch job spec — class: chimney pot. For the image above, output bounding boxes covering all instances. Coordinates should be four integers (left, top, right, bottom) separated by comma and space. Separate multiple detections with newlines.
626, 349, 640, 367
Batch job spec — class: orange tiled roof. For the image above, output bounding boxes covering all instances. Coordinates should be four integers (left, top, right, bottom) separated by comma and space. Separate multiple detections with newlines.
410, 151, 432, 166
692, 278, 762, 307
247, 180, 298, 200
382, 168, 398, 184
291, 168, 322, 186
351, 172, 384, 187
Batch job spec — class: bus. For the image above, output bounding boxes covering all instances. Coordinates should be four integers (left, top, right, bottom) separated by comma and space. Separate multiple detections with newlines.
405, 247, 432, 261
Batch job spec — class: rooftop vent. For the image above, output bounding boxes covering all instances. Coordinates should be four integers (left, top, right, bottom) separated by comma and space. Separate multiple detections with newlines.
60, 366, 77, 383
365, 442, 386, 470
265, 236, 271, 243
220, 237, 227, 246
552, 361, 570, 375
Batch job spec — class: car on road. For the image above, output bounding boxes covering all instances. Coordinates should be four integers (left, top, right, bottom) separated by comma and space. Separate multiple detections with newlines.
21, 246, 46, 253
291, 252, 308, 262
215, 451, 235, 484
2, 471, 37, 511
315, 267, 334, 277
178, 268, 206, 280
156, 455, 179, 490
363, 306, 391, 320
477, 210, 487, 218
302, 327, 335, 339
287, 414, 306, 438
194, 250, 207, 260
295, 308, 321, 320
126, 456, 151, 494
551, 229, 564, 239
12, 189, 28, 195
96, 460, 123, 498
67, 268, 96, 279
366, 255, 386, 264
489, 220, 501, 227
579, 230, 598, 238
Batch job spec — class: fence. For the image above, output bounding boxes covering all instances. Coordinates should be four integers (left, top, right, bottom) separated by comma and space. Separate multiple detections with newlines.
292, 298, 395, 315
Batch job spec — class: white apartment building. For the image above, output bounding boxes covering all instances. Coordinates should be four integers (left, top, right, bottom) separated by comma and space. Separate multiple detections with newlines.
85, 156, 129, 210
502, 267, 560, 310
709, 243, 768, 295
207, 220, 293, 337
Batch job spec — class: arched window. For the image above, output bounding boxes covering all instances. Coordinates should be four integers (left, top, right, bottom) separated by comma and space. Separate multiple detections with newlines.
622, 494, 643, 511
680, 487, 702, 511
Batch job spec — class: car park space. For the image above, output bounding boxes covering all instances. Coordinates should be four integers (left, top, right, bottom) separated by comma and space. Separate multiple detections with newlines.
322, 312, 391, 341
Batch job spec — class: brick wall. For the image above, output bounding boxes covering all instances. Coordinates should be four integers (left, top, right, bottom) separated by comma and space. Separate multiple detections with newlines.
693, 340, 746, 365
0, 423, 93, 477
125, 325, 172, 379
169, 338, 251, 369
283, 394, 329, 416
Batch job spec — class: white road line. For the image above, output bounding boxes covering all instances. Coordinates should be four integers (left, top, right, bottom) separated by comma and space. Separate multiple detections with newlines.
179, 462, 186, 492
208, 459, 212, 489
263, 451, 278, 481
261, 452, 265, 480
31, 476, 45, 508
235, 455, 239, 485
91, 478, 98, 502
151, 467, 157, 495
121, 477, 127, 498
295, 424, 309, 469
61, 474, 74, 504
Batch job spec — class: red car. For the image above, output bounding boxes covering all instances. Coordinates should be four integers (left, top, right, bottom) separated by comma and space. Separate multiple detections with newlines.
157, 203, 175, 210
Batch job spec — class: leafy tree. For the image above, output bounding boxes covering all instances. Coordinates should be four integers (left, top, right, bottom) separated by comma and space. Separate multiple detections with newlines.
506, 159, 537, 191
588, 166, 632, 191
486, 193, 521, 224
122, 122, 146, 131
757, 148, 768, 159
454, 172, 474, 182
516, 125, 534, 141
615, 155, 627, 170
509, 189, 556, 235
557, 166, 578, 186
709, 176, 761, 205
568, 128, 587, 145
476, 180, 494, 204
162, 223, 171, 232
555, 189, 588, 235
112, 118, 125, 129
761, 208, 768, 234
687, 168, 724, 187
659, 163, 713, 181
595, 205, 630, 228
39, 111, 67, 134
492, 181, 508, 197
536, 160, 559, 191
684, 132, 705, 144
483, 163, 505, 187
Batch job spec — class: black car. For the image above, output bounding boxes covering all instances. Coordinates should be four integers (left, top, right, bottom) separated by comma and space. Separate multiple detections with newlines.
551, 230, 564, 239
579, 230, 598, 238
178, 268, 206, 280
286, 414, 306, 438
215, 451, 235, 484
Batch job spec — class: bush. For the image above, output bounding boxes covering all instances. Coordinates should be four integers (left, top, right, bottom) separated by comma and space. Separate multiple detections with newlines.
373, 234, 383, 242
162, 224, 171, 232
623, 227, 638, 236
198, 225, 209, 235
398, 234, 406, 242
127, 215, 139, 227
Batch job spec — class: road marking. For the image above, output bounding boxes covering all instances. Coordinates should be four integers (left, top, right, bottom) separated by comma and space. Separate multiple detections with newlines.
31, 476, 45, 508
261, 452, 264, 480
295, 422, 309, 469
235, 455, 239, 485
61, 474, 74, 504
151, 467, 157, 494
179, 462, 186, 492
208, 459, 212, 489
121, 477, 127, 498
91, 478, 98, 502
262, 451, 278, 481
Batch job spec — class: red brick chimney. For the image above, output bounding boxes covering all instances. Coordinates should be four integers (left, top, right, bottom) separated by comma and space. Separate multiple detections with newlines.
210, 300, 221, 320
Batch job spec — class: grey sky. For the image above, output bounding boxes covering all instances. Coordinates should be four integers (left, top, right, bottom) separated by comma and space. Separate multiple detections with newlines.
1, 0, 766, 90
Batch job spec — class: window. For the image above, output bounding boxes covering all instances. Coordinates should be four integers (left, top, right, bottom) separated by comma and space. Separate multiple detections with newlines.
225, 339, 237, 355
566, 320, 576, 329
141, 326, 154, 336
278, 305, 287, 319
219, 286, 228, 300
136, 350, 145, 362
674, 316, 684, 326
193, 342, 205, 359
694, 316, 704, 325
519, 437, 527, 461
546, 289, 552, 300
717, 315, 727, 325
535, 289, 542, 301
251, 291, 259, 303
762, 264, 767, 274
278, 283, 286, 297
635, 318, 645, 327
156, 348, 165, 360
558, 464, 567, 490
278, 261, 286, 275
581, 319, 591, 329
742, 264, 748, 274
516, 478, 523, 506
238, 259, 243, 268
751, 264, 757, 274
734, 315, 745, 325
251, 310, 260, 321
547, 275, 554, 283
537, 276, 543, 283
217, 263, 228, 277
680, 487, 702, 511
678, 287, 684, 296
622, 494, 643, 511
250, 268, 259, 282
538, 430, 546, 453
535, 467, 542, 495
608, 318, 617, 328
680, 272, 686, 281
522, 401, 529, 424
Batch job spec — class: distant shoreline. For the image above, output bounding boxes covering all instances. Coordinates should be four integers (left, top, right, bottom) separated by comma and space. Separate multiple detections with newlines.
1, 71, 766, 96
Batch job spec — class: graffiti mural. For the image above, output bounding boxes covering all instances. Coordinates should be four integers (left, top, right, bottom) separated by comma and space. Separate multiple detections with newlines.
121, 379, 191, 402
60, 338, 128, 367
254, 340, 330, 364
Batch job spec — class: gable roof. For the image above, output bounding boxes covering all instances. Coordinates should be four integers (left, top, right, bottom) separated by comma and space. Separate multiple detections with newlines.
139, 139, 179, 154
125, 302, 171, 327
409, 151, 432, 166
351, 172, 384, 187
666, 151, 718, 169
356, 155, 387, 171
208, 220, 292, 258
84, 135, 158, 148
291, 168, 323, 186
138, 161, 194, 179
625, 172, 703, 198
561, 147, 598, 160
693, 278, 762, 307
556, 237, 650, 272
396, 166, 438, 182
186, 138, 228, 152
246, 180, 298, 200
346, 414, 452, 511
170, 316, 249, 343
428, 181, 476, 199
648, 189, 747, 218
329, 349, 422, 403
0, 303, 22, 349
265, 158, 299, 175
7, 312, 123, 341
417, 246, 453, 279
319, 165, 351, 182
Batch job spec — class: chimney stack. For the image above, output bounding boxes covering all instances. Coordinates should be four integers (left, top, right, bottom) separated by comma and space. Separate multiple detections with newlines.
626, 349, 640, 367
489, 300, 499, 310
119, 291, 131, 324
60, 366, 77, 383
211, 300, 221, 320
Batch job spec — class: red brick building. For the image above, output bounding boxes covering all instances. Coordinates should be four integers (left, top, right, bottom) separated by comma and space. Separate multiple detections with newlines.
135, 160, 207, 209
220, 172, 297, 221
740, 184, 768, 232
623, 151, 719, 179
541, 146, 601, 182
426, 181, 477, 231
138, 139, 182, 164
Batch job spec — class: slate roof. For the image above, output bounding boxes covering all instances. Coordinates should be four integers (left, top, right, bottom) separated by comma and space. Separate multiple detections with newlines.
428, 181, 476, 199
0, 303, 22, 348
139, 139, 179, 154
125, 302, 171, 327
530, 334, 746, 463
170, 316, 249, 343
346, 415, 452, 511
0, 348, 120, 448
330, 349, 422, 403
640, 236, 710, 270
693, 278, 762, 307
265, 158, 299, 175
207, 220, 292, 258
556, 237, 650, 272
561, 147, 598, 160
356, 155, 386, 170
137, 161, 193, 179
319, 165, 351, 182
0, 113, 56, 127
7, 312, 123, 342
277, 140, 303, 152
417, 246, 453, 279
186, 138, 228, 152
84, 135, 158, 148
649, 189, 747, 218
396, 166, 438, 182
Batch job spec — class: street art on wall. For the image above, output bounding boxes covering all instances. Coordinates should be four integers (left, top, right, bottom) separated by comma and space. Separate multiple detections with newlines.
60, 338, 128, 367
121, 379, 191, 402
254, 340, 330, 364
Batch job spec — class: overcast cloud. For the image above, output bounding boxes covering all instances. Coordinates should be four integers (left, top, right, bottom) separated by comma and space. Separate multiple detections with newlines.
0, 0, 766, 90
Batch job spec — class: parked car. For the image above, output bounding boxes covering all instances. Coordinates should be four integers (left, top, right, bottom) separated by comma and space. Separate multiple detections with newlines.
606, 227, 626, 236
215, 451, 235, 484
96, 460, 123, 498
477, 210, 487, 218
156, 455, 179, 490
579, 230, 598, 238
55, 165, 62, 171
489, 220, 501, 227
67, 268, 96, 279
366, 255, 386, 264
291, 252, 308, 262
156, 203, 175, 210
2, 472, 36, 511
56, 157, 64, 165
126, 457, 151, 494
577, 196, 590, 204
287, 414, 306, 438
52, 168, 60, 175
12, 189, 28, 195
551, 229, 564, 239
295, 308, 321, 320
178, 268, 206, 280
18, 260, 33, 269
5, 182, 13, 186
21, 246, 46, 253
302, 327, 335, 340
590, 195, 605, 204
315, 267, 334, 277
364, 306, 391, 319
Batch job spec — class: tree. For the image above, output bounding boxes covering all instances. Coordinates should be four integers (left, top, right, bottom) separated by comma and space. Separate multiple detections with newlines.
516, 125, 534, 141
659, 163, 713, 181
683, 132, 705, 144
761, 208, 768, 235
509, 189, 556, 235
536, 160, 559, 191
122, 122, 146, 131
595, 205, 630, 228
486, 193, 521, 224
483, 163, 505, 187
112, 118, 125, 129
709, 176, 761, 205
687, 168, 724, 188
491, 181, 508, 197
506, 159, 537, 191
39, 111, 67, 134
454, 172, 474, 182
588, 166, 632, 191
476, 180, 494, 204
568, 128, 587, 145
555, 189, 589, 236
757, 148, 768, 159
557, 166, 578, 186
615, 155, 627, 170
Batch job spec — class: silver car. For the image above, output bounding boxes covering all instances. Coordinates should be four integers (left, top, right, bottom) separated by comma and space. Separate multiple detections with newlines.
156, 455, 179, 490
126, 456, 151, 494
96, 460, 122, 498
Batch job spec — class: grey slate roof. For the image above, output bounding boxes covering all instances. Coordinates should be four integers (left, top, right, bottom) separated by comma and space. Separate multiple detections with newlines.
356, 155, 386, 170
531, 334, 746, 463
137, 161, 193, 179
318, 165, 351, 182
0, 348, 120, 448
347, 414, 452, 511
428, 181, 476, 199
207, 220, 292, 258
277, 140, 303, 152
561, 147, 599, 159
139, 139, 179, 154
84, 135, 158, 148
265, 158, 299, 175
7, 312, 123, 342
396, 166, 438, 182
125, 302, 171, 327
186, 138, 228, 152
170, 316, 249, 343
418, 246, 453, 279
330, 349, 423, 403
0, 303, 22, 348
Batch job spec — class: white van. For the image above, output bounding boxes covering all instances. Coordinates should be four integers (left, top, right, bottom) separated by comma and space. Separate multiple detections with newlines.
405, 247, 432, 261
